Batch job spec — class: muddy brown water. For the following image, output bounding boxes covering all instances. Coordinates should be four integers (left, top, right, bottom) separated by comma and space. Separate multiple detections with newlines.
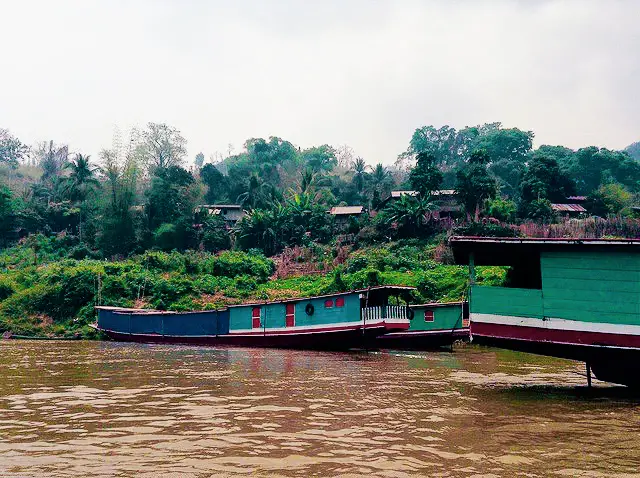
0, 341, 639, 477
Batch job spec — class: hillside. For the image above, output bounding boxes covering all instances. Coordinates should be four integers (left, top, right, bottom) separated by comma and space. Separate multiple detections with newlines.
0, 237, 505, 338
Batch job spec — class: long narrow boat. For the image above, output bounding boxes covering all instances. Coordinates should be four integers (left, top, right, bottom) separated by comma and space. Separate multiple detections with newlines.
450, 236, 640, 387
376, 301, 469, 350
94, 286, 413, 350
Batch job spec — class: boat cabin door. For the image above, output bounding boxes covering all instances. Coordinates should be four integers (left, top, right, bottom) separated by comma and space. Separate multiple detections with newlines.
285, 303, 295, 327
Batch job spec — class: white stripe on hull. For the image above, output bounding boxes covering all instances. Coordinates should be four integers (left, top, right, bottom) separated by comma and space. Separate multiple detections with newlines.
229, 318, 404, 335
471, 313, 640, 336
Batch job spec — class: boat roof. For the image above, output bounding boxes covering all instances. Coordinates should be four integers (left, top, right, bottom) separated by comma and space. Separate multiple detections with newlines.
449, 236, 640, 266
96, 286, 416, 314
94, 306, 226, 314
410, 301, 464, 309
227, 285, 416, 308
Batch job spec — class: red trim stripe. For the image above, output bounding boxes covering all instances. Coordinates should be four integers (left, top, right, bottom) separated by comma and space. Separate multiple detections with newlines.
471, 322, 640, 349
227, 321, 407, 337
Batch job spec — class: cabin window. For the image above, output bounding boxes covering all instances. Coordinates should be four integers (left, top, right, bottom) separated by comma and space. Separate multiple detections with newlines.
335, 297, 345, 307
324, 299, 334, 308
285, 303, 295, 327
252, 307, 261, 328
424, 310, 434, 322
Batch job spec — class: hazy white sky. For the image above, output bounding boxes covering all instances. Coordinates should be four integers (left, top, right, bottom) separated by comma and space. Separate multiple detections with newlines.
1, 0, 639, 165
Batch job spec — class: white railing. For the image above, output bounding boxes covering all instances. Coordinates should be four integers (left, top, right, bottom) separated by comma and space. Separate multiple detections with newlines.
361, 306, 409, 322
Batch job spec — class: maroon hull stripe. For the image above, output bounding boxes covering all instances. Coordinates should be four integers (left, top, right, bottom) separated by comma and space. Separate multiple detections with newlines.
379, 328, 469, 338
471, 322, 640, 349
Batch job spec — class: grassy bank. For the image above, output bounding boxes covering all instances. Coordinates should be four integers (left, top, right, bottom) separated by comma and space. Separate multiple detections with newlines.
0, 238, 505, 338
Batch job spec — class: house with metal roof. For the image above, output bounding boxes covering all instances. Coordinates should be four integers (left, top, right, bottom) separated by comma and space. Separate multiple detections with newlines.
328, 205, 366, 229
196, 204, 245, 224
551, 203, 587, 215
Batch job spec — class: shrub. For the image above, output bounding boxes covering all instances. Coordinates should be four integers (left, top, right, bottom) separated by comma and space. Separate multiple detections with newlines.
202, 227, 232, 253
204, 251, 274, 282
486, 197, 517, 222
67, 244, 91, 260
154, 223, 179, 251
0, 278, 16, 302
140, 250, 185, 272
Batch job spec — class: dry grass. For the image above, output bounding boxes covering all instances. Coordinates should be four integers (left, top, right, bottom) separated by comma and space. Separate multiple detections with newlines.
517, 217, 640, 239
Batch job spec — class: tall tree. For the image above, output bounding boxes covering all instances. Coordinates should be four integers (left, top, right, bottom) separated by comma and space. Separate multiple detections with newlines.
62, 154, 100, 202
383, 194, 436, 238
146, 166, 196, 230
565, 147, 640, 194
36, 141, 68, 185
0, 185, 19, 247
200, 163, 229, 204
409, 152, 443, 195
97, 146, 139, 256
368, 163, 392, 197
351, 157, 369, 193
194, 152, 205, 169
141, 123, 187, 171
402, 125, 458, 167
0, 129, 28, 167
61, 154, 100, 240
302, 145, 338, 172
520, 155, 576, 204
455, 150, 497, 221
237, 173, 273, 210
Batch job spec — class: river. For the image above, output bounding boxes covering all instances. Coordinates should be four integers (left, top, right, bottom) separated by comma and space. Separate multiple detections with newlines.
0, 341, 639, 477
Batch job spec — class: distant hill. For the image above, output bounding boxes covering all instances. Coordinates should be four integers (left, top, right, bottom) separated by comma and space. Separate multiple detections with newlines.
625, 142, 640, 161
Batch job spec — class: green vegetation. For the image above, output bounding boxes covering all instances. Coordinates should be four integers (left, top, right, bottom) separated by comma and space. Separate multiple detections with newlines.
0, 236, 503, 337
1, 120, 639, 337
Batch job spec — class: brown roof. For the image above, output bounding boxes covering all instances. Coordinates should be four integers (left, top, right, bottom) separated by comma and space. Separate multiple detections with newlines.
551, 203, 587, 213
329, 206, 364, 215
432, 189, 456, 196
390, 190, 418, 198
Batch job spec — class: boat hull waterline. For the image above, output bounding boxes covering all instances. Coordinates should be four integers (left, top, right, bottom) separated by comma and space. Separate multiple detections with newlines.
96, 320, 407, 350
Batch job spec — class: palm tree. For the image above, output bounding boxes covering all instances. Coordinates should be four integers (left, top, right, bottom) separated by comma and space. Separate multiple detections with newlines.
236, 208, 281, 255
368, 163, 393, 198
237, 174, 270, 210
351, 157, 369, 193
39, 141, 68, 184
61, 154, 100, 239
386, 194, 436, 238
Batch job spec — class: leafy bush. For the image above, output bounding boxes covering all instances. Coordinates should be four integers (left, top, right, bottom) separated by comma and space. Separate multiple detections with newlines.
0, 278, 16, 302
154, 223, 180, 251
140, 250, 185, 272
204, 251, 274, 282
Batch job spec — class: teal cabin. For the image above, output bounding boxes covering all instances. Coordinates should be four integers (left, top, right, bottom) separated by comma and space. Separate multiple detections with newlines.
376, 301, 469, 349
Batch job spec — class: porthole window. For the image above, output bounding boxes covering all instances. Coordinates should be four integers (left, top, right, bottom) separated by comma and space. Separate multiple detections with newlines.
324, 299, 334, 308
335, 297, 345, 307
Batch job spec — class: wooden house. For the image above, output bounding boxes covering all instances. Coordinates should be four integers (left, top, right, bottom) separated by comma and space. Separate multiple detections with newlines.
196, 204, 245, 225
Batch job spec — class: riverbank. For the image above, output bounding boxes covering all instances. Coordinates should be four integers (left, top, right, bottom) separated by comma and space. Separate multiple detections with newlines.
0, 239, 505, 338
